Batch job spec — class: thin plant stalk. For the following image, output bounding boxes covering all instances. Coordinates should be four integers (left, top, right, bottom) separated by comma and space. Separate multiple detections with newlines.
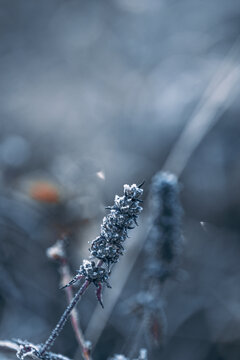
39, 280, 90, 357
60, 259, 92, 360
46, 238, 92, 360
41, 254, 103, 356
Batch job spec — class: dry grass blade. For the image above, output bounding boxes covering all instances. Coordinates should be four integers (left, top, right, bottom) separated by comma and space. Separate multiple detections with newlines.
162, 64, 240, 176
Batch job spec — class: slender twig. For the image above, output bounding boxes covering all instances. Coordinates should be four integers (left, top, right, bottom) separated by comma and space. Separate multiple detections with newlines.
40, 258, 103, 357
47, 239, 92, 360
63, 279, 91, 360
39, 280, 90, 357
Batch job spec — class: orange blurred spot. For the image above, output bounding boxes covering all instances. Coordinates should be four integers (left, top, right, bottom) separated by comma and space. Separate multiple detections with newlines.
29, 181, 60, 203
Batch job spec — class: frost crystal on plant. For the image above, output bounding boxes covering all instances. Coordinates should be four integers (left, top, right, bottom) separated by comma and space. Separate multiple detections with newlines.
79, 260, 111, 287
14, 339, 71, 360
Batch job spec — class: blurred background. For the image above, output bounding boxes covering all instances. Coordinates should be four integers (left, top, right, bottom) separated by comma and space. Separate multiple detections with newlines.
0, 0, 240, 359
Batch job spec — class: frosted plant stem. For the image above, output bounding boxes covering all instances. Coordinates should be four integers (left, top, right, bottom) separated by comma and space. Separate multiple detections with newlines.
39, 280, 90, 357
61, 262, 92, 360
47, 238, 92, 360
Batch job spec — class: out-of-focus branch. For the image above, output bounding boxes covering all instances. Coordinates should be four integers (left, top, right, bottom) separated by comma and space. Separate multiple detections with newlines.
0, 340, 22, 354
128, 172, 183, 357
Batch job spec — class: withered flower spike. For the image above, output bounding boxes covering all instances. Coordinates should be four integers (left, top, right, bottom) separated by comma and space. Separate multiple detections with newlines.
89, 183, 143, 266
40, 183, 143, 355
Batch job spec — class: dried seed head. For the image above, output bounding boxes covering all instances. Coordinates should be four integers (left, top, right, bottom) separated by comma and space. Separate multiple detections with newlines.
90, 183, 143, 265
62, 183, 143, 307
90, 237, 123, 264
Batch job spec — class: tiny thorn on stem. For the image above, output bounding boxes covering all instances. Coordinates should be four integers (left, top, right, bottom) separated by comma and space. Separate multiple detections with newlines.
138, 180, 145, 188
96, 283, 104, 308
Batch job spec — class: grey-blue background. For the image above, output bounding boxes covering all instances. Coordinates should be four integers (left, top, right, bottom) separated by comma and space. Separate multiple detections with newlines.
0, 1, 240, 359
